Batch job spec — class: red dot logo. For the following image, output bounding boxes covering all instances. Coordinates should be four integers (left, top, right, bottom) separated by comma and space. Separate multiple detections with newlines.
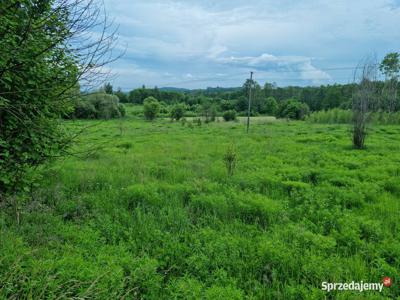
383, 277, 392, 287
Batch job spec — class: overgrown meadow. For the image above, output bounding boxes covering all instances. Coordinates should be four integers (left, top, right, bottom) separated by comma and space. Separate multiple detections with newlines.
1, 106, 399, 299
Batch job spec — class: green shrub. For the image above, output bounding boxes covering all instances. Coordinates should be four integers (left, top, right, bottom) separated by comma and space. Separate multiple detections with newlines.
69, 93, 124, 119
74, 101, 97, 119
118, 104, 126, 117
143, 96, 160, 120
264, 96, 278, 115
87, 93, 122, 119
277, 99, 310, 120
170, 103, 186, 121
222, 110, 237, 121
201, 102, 218, 122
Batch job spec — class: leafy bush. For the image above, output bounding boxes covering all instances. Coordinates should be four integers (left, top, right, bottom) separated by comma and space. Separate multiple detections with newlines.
118, 104, 126, 117
143, 97, 160, 120
170, 103, 186, 121
222, 110, 237, 121
201, 103, 218, 122
70, 93, 124, 119
264, 96, 278, 115
0, 3, 80, 196
74, 101, 97, 119
277, 99, 310, 120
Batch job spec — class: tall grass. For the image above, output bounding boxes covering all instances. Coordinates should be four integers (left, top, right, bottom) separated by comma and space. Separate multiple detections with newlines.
307, 108, 400, 125
1, 107, 399, 299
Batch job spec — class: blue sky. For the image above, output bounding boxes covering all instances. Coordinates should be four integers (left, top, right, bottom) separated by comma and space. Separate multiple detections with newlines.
102, 0, 400, 90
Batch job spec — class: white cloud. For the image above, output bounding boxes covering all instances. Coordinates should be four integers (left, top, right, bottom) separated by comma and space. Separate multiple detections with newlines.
101, 0, 400, 88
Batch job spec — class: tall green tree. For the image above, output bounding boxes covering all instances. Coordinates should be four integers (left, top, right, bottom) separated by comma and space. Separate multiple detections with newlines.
0, 0, 118, 201
143, 97, 160, 120
380, 52, 400, 112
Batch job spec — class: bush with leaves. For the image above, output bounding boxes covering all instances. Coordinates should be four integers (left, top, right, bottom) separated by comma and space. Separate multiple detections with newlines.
143, 97, 160, 121
74, 100, 97, 119
277, 99, 310, 120
223, 110, 237, 121
118, 103, 126, 117
201, 102, 218, 122
87, 93, 122, 119
0, 2, 77, 196
264, 96, 278, 115
69, 93, 124, 119
0, 0, 118, 198
170, 103, 186, 121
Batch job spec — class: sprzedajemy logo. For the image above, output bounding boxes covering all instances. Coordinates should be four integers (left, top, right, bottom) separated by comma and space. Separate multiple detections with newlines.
322, 277, 393, 293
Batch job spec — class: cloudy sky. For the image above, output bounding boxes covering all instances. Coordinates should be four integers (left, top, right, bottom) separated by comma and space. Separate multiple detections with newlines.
102, 0, 400, 90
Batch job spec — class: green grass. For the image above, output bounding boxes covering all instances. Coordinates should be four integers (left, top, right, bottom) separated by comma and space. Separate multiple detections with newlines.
1, 110, 399, 299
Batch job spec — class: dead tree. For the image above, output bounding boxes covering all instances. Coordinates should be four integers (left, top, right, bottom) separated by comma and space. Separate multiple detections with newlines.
351, 58, 379, 149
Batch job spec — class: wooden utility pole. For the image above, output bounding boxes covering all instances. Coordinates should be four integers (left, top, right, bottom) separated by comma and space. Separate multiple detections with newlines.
246, 71, 253, 133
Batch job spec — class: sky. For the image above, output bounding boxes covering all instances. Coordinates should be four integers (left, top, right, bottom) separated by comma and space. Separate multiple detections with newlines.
102, 0, 400, 90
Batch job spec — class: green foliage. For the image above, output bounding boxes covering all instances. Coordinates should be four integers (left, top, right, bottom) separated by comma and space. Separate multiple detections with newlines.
122, 72, 400, 117
307, 109, 353, 124
264, 96, 278, 115
74, 100, 97, 119
170, 103, 186, 121
308, 109, 400, 125
143, 96, 160, 121
0, 0, 79, 195
380, 52, 400, 78
118, 103, 126, 117
223, 145, 237, 176
114, 89, 129, 103
69, 93, 124, 120
222, 110, 237, 121
88, 93, 123, 119
129, 86, 187, 104
201, 101, 218, 122
277, 99, 310, 120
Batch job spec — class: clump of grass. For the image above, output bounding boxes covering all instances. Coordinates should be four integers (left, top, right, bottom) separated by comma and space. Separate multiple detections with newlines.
223, 145, 237, 177
116, 142, 133, 153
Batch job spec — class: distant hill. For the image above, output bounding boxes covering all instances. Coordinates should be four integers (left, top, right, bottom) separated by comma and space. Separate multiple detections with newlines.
159, 87, 191, 92
159, 86, 242, 93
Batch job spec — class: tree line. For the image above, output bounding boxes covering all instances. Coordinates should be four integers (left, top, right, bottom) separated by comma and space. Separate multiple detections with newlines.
94, 65, 399, 122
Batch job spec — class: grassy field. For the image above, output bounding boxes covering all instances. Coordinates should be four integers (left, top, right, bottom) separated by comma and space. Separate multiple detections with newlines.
1, 109, 399, 299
